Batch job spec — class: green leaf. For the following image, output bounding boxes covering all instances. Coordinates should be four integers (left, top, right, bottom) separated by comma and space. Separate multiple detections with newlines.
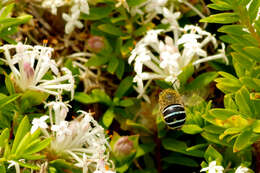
240, 77, 260, 91
107, 57, 119, 74
185, 72, 218, 90
0, 164, 5, 173
23, 138, 51, 155
119, 99, 134, 107
4, 74, 15, 95
102, 108, 115, 128
215, 74, 242, 93
178, 64, 194, 86
243, 47, 260, 62
0, 3, 14, 18
231, 52, 253, 69
20, 90, 48, 112
207, 1, 232, 11
235, 87, 254, 118
162, 138, 204, 157
218, 71, 238, 80
126, 120, 153, 135
114, 76, 133, 98
200, 13, 239, 23
233, 129, 252, 152
17, 161, 40, 170
162, 153, 199, 167
135, 143, 156, 158
181, 124, 203, 134
11, 116, 30, 154
0, 128, 9, 148
98, 24, 126, 36
133, 23, 154, 37
49, 159, 77, 171
0, 93, 21, 109
218, 25, 248, 36
201, 132, 230, 146
154, 80, 171, 89
253, 120, 260, 133
116, 58, 125, 79
209, 108, 238, 120
74, 92, 96, 104
203, 125, 225, 134
248, 0, 260, 22
219, 127, 242, 140
0, 15, 32, 33
224, 94, 238, 110
0, 112, 11, 129
92, 89, 112, 105
126, 0, 147, 7
80, 5, 113, 20
186, 143, 208, 152
22, 154, 46, 160
233, 56, 246, 78
75, 89, 112, 105
120, 39, 135, 56
15, 132, 32, 156
204, 145, 223, 163
85, 55, 109, 67
4, 141, 10, 158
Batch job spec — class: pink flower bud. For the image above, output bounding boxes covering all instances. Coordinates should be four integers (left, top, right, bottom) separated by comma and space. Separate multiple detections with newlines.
113, 136, 134, 157
23, 62, 34, 80
87, 36, 104, 53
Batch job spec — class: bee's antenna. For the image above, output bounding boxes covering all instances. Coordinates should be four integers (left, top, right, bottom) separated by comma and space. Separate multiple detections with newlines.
171, 79, 180, 94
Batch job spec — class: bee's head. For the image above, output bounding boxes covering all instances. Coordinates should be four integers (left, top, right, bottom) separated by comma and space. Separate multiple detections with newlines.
159, 89, 183, 112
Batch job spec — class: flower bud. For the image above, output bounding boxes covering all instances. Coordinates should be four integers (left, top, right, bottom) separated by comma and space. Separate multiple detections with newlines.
23, 62, 34, 81
87, 36, 104, 53
113, 136, 134, 157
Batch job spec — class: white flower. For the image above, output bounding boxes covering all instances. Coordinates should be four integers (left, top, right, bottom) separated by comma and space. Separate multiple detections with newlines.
31, 115, 49, 134
162, 7, 181, 33
42, 0, 65, 15
200, 161, 224, 173
45, 101, 70, 125
7, 160, 25, 173
94, 170, 116, 173
0, 43, 74, 98
62, 5, 83, 34
130, 0, 168, 23
39, 0, 89, 33
235, 166, 252, 173
129, 25, 228, 102
74, 0, 90, 14
43, 105, 113, 173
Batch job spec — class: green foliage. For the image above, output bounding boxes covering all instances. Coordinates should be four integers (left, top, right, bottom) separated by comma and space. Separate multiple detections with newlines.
0, 2, 32, 44
197, 0, 260, 167
0, 116, 50, 171
1, 0, 260, 172
75, 77, 134, 128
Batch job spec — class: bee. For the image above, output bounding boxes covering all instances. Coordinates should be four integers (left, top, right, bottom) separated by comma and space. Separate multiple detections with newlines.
159, 88, 186, 129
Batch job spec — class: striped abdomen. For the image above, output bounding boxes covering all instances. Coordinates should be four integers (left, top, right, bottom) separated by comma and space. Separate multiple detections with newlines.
162, 104, 186, 129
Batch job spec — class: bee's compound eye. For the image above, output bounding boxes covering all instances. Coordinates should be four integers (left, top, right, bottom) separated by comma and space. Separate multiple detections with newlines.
162, 104, 186, 129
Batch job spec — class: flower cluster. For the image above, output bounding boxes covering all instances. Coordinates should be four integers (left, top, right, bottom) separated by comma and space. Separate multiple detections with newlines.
200, 161, 253, 173
38, 0, 89, 33
129, 25, 228, 102
31, 101, 114, 173
0, 43, 74, 98
129, 0, 205, 25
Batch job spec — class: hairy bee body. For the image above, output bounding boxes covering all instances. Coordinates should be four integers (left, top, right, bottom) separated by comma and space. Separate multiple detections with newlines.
159, 89, 186, 129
